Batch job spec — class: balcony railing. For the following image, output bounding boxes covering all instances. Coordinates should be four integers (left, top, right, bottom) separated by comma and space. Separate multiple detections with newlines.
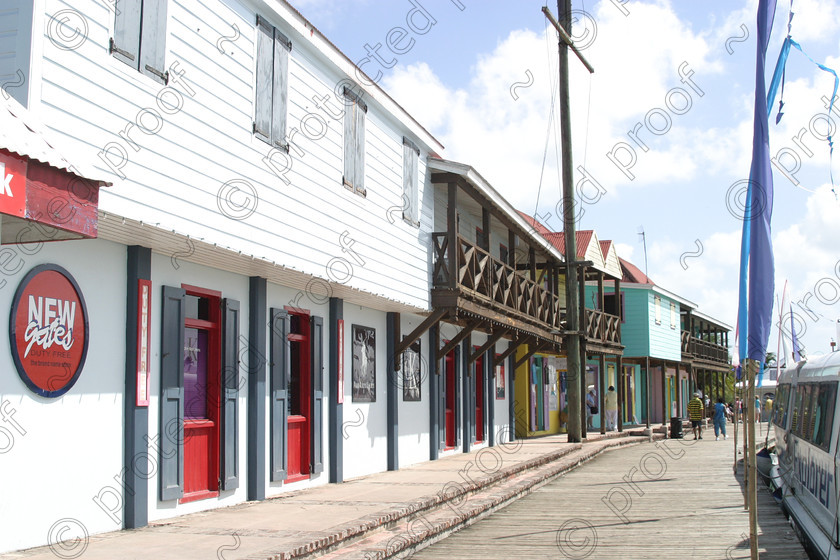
584, 309, 621, 346
687, 336, 728, 364
681, 330, 691, 354
432, 233, 562, 330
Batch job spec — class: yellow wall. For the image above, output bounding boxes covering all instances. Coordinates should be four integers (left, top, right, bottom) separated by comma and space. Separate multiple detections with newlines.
513, 345, 564, 437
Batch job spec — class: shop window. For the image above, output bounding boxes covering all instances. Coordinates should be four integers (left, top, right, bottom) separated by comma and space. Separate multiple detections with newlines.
254, 15, 291, 148
111, 0, 169, 83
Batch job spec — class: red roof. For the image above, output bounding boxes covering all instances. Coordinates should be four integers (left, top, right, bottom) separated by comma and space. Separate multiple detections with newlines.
599, 240, 612, 259
619, 257, 654, 284
516, 210, 552, 236
543, 230, 593, 259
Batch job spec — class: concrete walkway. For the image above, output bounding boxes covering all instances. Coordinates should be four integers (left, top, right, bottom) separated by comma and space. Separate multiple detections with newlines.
1, 429, 659, 560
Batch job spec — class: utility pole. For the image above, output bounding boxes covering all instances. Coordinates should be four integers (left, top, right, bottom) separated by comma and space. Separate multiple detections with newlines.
543, 1, 593, 443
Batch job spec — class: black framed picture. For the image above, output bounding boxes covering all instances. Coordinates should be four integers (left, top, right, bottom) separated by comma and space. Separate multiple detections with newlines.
352, 324, 376, 402
403, 339, 421, 401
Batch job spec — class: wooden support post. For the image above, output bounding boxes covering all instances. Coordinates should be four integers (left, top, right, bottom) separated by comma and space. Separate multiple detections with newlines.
617, 355, 624, 432
598, 353, 606, 434
447, 181, 458, 290
645, 356, 651, 429
661, 361, 668, 427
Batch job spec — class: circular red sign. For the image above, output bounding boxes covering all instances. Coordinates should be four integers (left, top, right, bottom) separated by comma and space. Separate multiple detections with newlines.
9, 264, 89, 398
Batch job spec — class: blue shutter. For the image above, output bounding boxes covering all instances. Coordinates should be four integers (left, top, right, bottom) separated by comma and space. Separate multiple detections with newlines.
270, 308, 289, 482
271, 28, 291, 148
221, 298, 240, 491
310, 315, 324, 474
160, 285, 185, 501
469, 355, 476, 445
254, 16, 273, 143
111, 0, 142, 68
139, 0, 168, 83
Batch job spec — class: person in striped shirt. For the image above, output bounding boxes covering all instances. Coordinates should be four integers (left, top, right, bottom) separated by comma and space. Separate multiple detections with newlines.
688, 392, 704, 440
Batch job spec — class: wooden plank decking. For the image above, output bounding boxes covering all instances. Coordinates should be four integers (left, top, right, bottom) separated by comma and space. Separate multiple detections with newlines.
414, 426, 807, 560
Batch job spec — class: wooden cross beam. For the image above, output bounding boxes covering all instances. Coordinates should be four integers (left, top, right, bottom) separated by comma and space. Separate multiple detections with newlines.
469, 329, 507, 364
439, 320, 485, 358
394, 309, 447, 358
494, 336, 532, 368
513, 339, 554, 371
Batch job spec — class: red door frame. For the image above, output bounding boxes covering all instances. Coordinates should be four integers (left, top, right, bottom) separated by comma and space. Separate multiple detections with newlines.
444, 351, 456, 449
180, 284, 221, 504
286, 307, 311, 483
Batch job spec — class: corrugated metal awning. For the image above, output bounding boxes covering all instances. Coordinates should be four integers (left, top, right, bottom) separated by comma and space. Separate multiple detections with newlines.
0, 95, 111, 186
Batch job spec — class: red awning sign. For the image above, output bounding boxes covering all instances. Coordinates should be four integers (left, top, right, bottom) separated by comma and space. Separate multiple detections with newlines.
9, 264, 89, 398
0, 153, 26, 218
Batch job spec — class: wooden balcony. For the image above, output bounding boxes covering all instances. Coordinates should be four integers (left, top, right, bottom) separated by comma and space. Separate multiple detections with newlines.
682, 330, 729, 367
432, 233, 562, 342
583, 308, 621, 352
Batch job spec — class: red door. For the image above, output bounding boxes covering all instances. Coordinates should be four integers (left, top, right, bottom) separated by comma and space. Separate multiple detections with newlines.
287, 311, 311, 482
475, 354, 484, 443
181, 286, 221, 504
445, 352, 456, 449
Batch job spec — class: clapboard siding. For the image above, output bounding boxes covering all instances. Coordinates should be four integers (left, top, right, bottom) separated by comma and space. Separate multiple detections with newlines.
617, 288, 650, 357
32, 0, 435, 309
0, 0, 33, 107
647, 291, 681, 360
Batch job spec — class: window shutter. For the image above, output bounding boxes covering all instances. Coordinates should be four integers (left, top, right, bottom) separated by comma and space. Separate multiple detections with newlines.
160, 285, 185, 501
353, 101, 366, 195
254, 16, 273, 143
221, 298, 240, 491
111, 0, 142, 69
343, 101, 356, 188
469, 361, 476, 444
139, 0, 168, 83
269, 308, 289, 482
402, 138, 419, 224
271, 29, 291, 148
310, 315, 324, 474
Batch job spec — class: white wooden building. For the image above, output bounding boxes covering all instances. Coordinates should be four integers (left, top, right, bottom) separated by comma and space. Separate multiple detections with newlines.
0, 0, 552, 554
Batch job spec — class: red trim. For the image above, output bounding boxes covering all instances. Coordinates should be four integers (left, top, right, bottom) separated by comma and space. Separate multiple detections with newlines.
284, 305, 311, 316
181, 285, 221, 500
136, 278, 152, 407
179, 490, 219, 504
181, 284, 222, 299
284, 473, 310, 484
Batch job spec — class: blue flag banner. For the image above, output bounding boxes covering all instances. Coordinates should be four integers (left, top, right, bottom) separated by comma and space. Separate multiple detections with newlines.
737, 0, 777, 386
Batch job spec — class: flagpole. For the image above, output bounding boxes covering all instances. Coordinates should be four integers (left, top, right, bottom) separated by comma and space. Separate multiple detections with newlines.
747, 359, 760, 559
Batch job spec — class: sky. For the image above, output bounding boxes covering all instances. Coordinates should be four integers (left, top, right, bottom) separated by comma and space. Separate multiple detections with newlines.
293, 0, 840, 362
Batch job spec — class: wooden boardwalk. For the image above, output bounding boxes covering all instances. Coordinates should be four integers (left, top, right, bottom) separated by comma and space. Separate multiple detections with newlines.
414, 428, 807, 560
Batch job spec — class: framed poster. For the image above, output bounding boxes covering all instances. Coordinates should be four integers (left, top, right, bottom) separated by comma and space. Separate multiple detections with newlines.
352, 324, 376, 402
495, 356, 505, 399
402, 338, 421, 401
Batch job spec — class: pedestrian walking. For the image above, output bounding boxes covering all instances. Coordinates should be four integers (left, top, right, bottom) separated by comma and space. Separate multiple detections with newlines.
687, 391, 704, 440
713, 397, 728, 440
754, 396, 761, 422
586, 385, 597, 430
605, 386, 618, 431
